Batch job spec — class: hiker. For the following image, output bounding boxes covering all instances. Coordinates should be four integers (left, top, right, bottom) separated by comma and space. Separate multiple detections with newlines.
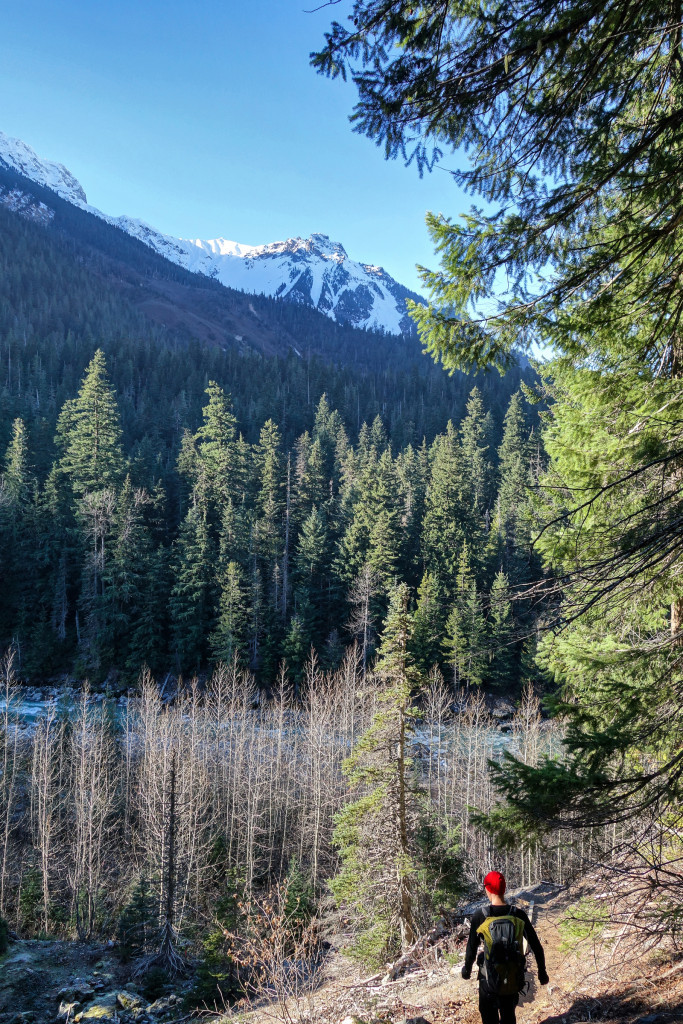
461, 870, 548, 1024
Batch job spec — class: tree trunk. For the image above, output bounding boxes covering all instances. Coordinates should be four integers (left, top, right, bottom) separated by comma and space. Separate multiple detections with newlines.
671, 596, 683, 643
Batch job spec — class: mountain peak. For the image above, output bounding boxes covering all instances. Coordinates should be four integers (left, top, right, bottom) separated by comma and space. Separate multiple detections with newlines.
0, 131, 87, 206
0, 129, 422, 336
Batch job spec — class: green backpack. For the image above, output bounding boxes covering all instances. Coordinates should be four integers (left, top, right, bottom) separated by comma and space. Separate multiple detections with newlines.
476, 914, 527, 995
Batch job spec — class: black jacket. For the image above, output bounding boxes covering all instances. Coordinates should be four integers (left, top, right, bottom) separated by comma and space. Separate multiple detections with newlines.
463, 903, 546, 989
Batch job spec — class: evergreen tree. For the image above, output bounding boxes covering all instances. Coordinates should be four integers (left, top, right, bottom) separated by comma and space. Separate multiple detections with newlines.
365, 450, 403, 589
100, 476, 155, 671
315, 0, 683, 844
193, 381, 240, 511
170, 483, 215, 671
254, 419, 284, 569
117, 875, 158, 963
314, 1, 683, 377
283, 612, 311, 694
421, 424, 466, 597
0, 419, 36, 649
460, 387, 493, 515
293, 506, 328, 630
293, 432, 327, 524
395, 442, 428, 585
126, 543, 169, 676
75, 486, 118, 674
210, 560, 248, 665
486, 570, 515, 691
492, 391, 533, 579
331, 582, 420, 964
442, 545, 486, 689
411, 571, 444, 675
56, 350, 125, 497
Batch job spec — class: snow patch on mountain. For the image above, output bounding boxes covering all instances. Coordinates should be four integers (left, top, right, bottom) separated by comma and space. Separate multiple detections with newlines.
171, 232, 420, 334
0, 131, 421, 335
0, 185, 55, 225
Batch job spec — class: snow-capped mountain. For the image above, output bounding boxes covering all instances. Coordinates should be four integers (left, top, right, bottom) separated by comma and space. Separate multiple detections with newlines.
0, 132, 87, 205
0, 130, 421, 336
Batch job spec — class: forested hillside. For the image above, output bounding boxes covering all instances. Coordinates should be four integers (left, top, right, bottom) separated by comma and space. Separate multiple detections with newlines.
0, 193, 537, 685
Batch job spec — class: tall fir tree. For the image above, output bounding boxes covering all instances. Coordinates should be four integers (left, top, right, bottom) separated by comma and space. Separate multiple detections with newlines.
442, 544, 486, 689
486, 570, 515, 691
411, 571, 444, 675
56, 349, 125, 497
210, 560, 248, 666
170, 481, 215, 672
331, 582, 420, 964
421, 424, 467, 597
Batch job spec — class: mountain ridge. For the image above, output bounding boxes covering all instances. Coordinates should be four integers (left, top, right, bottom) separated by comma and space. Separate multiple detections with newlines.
0, 130, 422, 336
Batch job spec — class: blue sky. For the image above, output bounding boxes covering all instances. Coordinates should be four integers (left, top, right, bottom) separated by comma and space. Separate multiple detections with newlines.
0, 0, 469, 294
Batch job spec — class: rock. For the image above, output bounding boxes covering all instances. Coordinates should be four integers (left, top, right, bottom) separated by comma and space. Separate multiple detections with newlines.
74, 992, 118, 1021
0, 956, 50, 1015
116, 992, 145, 1011
57, 981, 94, 1003
490, 699, 515, 720
405, 1017, 432, 1024
145, 993, 178, 1016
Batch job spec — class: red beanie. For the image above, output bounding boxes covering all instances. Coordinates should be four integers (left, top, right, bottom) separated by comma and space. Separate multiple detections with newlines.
484, 871, 506, 897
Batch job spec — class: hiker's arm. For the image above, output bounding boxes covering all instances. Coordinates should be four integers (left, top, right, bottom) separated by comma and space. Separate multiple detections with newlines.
462, 912, 482, 977
520, 911, 548, 982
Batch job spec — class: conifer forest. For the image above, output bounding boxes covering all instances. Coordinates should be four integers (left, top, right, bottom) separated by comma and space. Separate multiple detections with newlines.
2, 0, 683, 1011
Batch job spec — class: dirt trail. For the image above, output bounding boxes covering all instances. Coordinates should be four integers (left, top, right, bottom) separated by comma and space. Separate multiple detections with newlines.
302, 882, 683, 1024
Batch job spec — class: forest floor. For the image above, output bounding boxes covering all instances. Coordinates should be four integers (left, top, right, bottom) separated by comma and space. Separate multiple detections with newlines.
2, 880, 682, 1024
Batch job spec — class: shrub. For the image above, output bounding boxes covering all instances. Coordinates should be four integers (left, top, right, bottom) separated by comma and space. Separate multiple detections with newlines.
117, 876, 158, 962
185, 929, 239, 1011
558, 898, 609, 953
19, 866, 43, 932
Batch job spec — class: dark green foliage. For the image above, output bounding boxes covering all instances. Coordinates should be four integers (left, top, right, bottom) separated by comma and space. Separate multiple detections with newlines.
55, 350, 125, 497
139, 967, 168, 1003
1, 357, 538, 691
117, 875, 158, 962
332, 583, 466, 965
413, 816, 466, 913
187, 929, 239, 1010
411, 571, 444, 674
313, 0, 683, 811
0, 916, 8, 955
282, 859, 316, 928
314, 0, 683, 833
313, 1, 683, 375
18, 866, 43, 931
486, 572, 515, 691
442, 545, 487, 689
185, 860, 247, 1010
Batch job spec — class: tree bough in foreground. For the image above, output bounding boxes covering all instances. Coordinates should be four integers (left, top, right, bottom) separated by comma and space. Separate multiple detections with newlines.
314, 0, 683, 836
